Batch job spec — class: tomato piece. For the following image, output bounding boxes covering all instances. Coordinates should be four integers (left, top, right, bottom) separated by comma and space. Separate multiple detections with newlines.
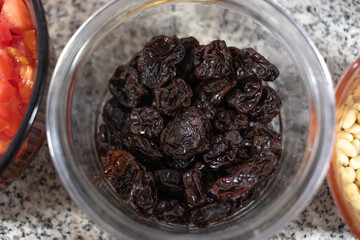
18, 65, 34, 103
0, 48, 14, 81
1, 0, 33, 35
0, 79, 16, 102
0, 94, 22, 136
0, 17, 11, 44
23, 30, 36, 54
0, 0, 4, 9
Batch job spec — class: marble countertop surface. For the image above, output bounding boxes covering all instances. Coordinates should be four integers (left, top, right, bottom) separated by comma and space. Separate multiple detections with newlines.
1, 0, 359, 239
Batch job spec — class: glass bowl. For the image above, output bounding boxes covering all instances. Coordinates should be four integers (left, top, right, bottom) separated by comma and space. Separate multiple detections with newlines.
46, 0, 335, 239
0, 0, 51, 189
327, 56, 360, 238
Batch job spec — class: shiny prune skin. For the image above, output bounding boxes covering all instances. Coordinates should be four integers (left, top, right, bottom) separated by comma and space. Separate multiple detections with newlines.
138, 35, 185, 89
166, 155, 197, 171
194, 40, 233, 80
96, 124, 122, 157
230, 47, 279, 82
178, 37, 200, 73
123, 134, 164, 167
226, 77, 262, 113
102, 150, 140, 199
248, 86, 282, 124
213, 108, 248, 133
190, 202, 232, 228
128, 106, 164, 139
196, 78, 236, 106
129, 51, 141, 69
183, 162, 215, 209
154, 169, 184, 194
160, 107, 209, 160
156, 200, 189, 224
109, 65, 149, 108
192, 99, 216, 120
128, 170, 157, 217
102, 98, 128, 132
250, 124, 282, 159
153, 78, 193, 116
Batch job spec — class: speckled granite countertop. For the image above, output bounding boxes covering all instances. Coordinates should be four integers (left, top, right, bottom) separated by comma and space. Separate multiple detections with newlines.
0, 0, 359, 239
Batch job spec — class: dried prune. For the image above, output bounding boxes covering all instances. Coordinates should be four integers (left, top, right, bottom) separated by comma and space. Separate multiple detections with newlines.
154, 169, 184, 194
128, 170, 157, 217
96, 124, 122, 156
129, 51, 141, 69
166, 156, 197, 171
123, 134, 163, 166
194, 40, 233, 80
156, 200, 189, 224
190, 202, 232, 228
213, 108, 248, 133
226, 77, 262, 113
196, 78, 236, 106
160, 107, 209, 160
192, 99, 216, 120
109, 65, 149, 108
230, 47, 279, 82
138, 35, 185, 89
102, 150, 140, 199
250, 125, 282, 159
182, 162, 214, 209
248, 86, 282, 124
102, 98, 128, 132
128, 106, 164, 139
153, 78, 193, 116
178, 36, 200, 73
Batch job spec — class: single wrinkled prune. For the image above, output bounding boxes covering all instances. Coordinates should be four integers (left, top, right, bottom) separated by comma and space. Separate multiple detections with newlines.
213, 108, 248, 133
190, 202, 232, 228
178, 37, 200, 73
109, 65, 149, 108
153, 78, 193, 116
128, 106, 164, 139
123, 134, 164, 166
194, 40, 233, 80
160, 107, 209, 160
96, 124, 123, 156
166, 156, 197, 171
226, 77, 262, 113
102, 98, 128, 132
192, 99, 216, 120
248, 86, 282, 124
128, 170, 157, 217
138, 35, 185, 89
154, 169, 184, 194
203, 131, 247, 170
250, 125, 282, 159
156, 200, 189, 224
129, 51, 141, 69
196, 78, 236, 106
230, 47, 279, 82
102, 150, 140, 199
182, 162, 214, 209
208, 156, 279, 205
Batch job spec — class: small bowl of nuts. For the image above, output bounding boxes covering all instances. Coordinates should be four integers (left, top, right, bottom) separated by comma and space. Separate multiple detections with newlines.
328, 56, 360, 237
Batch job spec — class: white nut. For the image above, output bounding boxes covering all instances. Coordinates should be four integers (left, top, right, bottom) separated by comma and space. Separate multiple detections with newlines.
353, 103, 360, 112
352, 139, 360, 154
356, 169, 360, 182
337, 139, 358, 157
350, 156, 360, 169
337, 150, 349, 166
354, 133, 360, 140
346, 123, 360, 134
345, 183, 360, 196
342, 167, 356, 184
342, 109, 358, 129
355, 180, 360, 189
338, 132, 354, 142
350, 195, 360, 211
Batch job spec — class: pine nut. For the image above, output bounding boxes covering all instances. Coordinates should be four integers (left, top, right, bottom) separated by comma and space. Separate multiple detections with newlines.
338, 132, 354, 141
345, 183, 360, 196
342, 167, 356, 184
337, 139, 358, 157
354, 133, 360, 140
352, 139, 360, 154
353, 103, 360, 111
351, 195, 360, 210
356, 169, 360, 182
346, 123, 360, 134
350, 156, 360, 169
342, 109, 358, 129
337, 150, 349, 166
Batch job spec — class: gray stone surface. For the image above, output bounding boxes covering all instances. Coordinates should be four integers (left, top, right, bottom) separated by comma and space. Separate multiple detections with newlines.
0, 0, 359, 239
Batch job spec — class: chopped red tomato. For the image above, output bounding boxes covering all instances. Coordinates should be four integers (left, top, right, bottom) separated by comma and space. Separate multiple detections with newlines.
23, 30, 36, 54
0, 17, 11, 44
0, 48, 14, 81
1, 0, 33, 35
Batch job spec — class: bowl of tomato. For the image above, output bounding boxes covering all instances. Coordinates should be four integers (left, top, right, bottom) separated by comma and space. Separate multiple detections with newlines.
0, 0, 50, 188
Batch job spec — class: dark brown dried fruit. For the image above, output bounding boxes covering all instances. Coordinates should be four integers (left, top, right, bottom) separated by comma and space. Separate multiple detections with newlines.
213, 108, 248, 133
230, 47, 279, 82
160, 107, 209, 160
138, 35, 185, 89
128, 106, 164, 139
196, 78, 236, 106
96, 124, 122, 156
166, 156, 197, 171
190, 202, 232, 228
192, 99, 217, 120
226, 77, 262, 113
154, 169, 184, 194
129, 51, 141, 69
153, 78, 193, 116
102, 98, 128, 132
109, 65, 149, 108
183, 162, 215, 209
250, 125, 282, 159
178, 36, 200, 73
248, 86, 282, 124
102, 150, 140, 199
156, 200, 189, 224
128, 170, 157, 217
194, 40, 233, 80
